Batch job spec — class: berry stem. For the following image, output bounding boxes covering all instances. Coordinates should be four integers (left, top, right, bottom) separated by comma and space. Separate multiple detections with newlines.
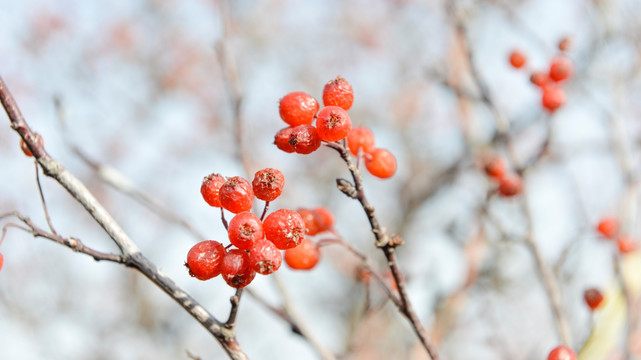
221, 207, 229, 230
225, 288, 244, 329
260, 200, 270, 221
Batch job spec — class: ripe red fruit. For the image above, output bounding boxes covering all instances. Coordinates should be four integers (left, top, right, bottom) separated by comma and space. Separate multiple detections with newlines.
201, 173, 226, 207
584, 288, 604, 311
497, 173, 522, 197
221, 249, 256, 288
274, 127, 296, 153
285, 238, 320, 270
347, 126, 375, 155
364, 148, 397, 179
596, 217, 618, 239
322, 76, 354, 110
316, 106, 352, 142
249, 239, 282, 275
289, 124, 322, 154
279, 91, 319, 126
313, 207, 335, 231
484, 156, 506, 180
549, 57, 573, 82
186, 240, 226, 280
541, 85, 566, 112
219, 176, 255, 214
263, 209, 306, 250
509, 50, 526, 69
252, 168, 285, 202
547, 345, 576, 360
617, 236, 637, 254
297, 208, 322, 236
530, 71, 549, 87
0, 252, 4, 272
228, 212, 264, 250
19, 133, 44, 157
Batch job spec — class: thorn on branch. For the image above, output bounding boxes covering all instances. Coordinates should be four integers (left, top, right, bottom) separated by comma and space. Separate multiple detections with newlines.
336, 178, 358, 198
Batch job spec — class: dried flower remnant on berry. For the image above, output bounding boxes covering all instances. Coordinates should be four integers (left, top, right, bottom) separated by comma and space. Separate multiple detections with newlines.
252, 168, 285, 201
322, 76, 354, 110
221, 249, 256, 288
219, 176, 255, 214
264, 209, 306, 249
228, 212, 264, 250
316, 106, 352, 142
249, 239, 282, 275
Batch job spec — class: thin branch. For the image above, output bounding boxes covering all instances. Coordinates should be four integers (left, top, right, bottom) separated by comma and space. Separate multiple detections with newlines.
34, 161, 58, 236
225, 288, 244, 328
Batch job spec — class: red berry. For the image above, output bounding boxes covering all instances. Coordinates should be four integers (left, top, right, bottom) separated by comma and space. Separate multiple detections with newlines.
0, 252, 4, 272
617, 236, 637, 254
19, 133, 44, 157
249, 239, 282, 275
274, 127, 296, 153
201, 173, 226, 207
484, 156, 506, 180
285, 238, 321, 270
549, 57, 573, 82
279, 91, 319, 126
364, 148, 397, 179
547, 345, 576, 360
596, 217, 618, 239
530, 71, 549, 87
186, 240, 226, 280
347, 126, 375, 155
289, 124, 322, 154
509, 50, 526, 69
219, 176, 255, 214
322, 76, 354, 110
221, 249, 256, 288
313, 207, 335, 231
584, 288, 604, 311
297, 208, 322, 236
541, 85, 566, 112
316, 106, 352, 142
558, 37, 571, 52
497, 173, 522, 197
252, 168, 285, 201
263, 209, 306, 250
228, 212, 264, 250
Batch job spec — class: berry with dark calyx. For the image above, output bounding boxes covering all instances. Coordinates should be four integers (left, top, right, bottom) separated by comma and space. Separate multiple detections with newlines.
228, 212, 264, 250
221, 249, 256, 288
541, 85, 566, 112
186, 240, 226, 280
279, 91, 319, 126
584, 288, 604, 311
274, 127, 296, 153
596, 217, 618, 239
20, 133, 44, 157
263, 209, 306, 250
201, 173, 226, 207
252, 168, 285, 201
484, 156, 506, 180
289, 124, 321, 154
297, 208, 322, 236
219, 176, 255, 214
285, 238, 321, 270
364, 148, 397, 179
347, 126, 375, 155
547, 345, 576, 360
313, 206, 335, 231
316, 106, 352, 142
509, 50, 526, 69
497, 173, 523, 197
322, 76, 354, 110
617, 235, 637, 254
530, 71, 549, 88
249, 239, 282, 275
549, 57, 573, 82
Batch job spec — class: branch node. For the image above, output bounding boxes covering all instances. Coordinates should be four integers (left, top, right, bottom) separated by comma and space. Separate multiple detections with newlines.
336, 178, 358, 198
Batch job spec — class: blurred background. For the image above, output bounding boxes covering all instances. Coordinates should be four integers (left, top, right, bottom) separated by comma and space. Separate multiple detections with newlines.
1, 0, 641, 359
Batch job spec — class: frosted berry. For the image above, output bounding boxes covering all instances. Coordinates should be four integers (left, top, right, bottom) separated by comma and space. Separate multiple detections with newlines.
297, 208, 322, 236
279, 92, 319, 126
509, 50, 526, 69
596, 217, 618, 239
274, 127, 296, 153
219, 176, 255, 214
313, 207, 335, 231
497, 173, 522, 197
484, 156, 506, 180
19, 133, 44, 157
530, 71, 549, 87
364, 148, 397, 179
201, 173, 226, 207
542, 85, 566, 112
252, 168, 285, 201
584, 288, 604, 311
549, 57, 573, 82
186, 240, 226, 280
228, 212, 264, 250
547, 345, 576, 360
221, 249, 256, 288
316, 106, 352, 142
249, 239, 282, 275
322, 76, 354, 110
285, 238, 321, 270
289, 124, 322, 154
263, 209, 306, 250
617, 236, 637, 254
347, 126, 375, 155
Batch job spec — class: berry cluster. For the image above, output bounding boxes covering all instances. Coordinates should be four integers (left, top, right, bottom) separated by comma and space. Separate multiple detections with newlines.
274, 76, 397, 179
508, 38, 574, 113
187, 168, 331, 288
483, 155, 523, 197
595, 216, 638, 254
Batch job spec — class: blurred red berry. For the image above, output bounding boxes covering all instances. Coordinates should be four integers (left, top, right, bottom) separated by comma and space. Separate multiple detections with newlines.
285, 238, 320, 270
316, 106, 352, 142
252, 168, 285, 202
289, 124, 322, 154
547, 345, 576, 360
364, 148, 397, 179
263, 209, 306, 250
596, 217, 618, 239
221, 249, 256, 288
549, 57, 573, 82
542, 85, 566, 112
201, 173, 226, 208
617, 236, 637, 254
274, 127, 296, 153
279, 91, 319, 126
220, 176, 255, 214
313, 206, 335, 231
186, 240, 226, 280
584, 288, 604, 311
249, 239, 282, 275
509, 50, 526, 68
322, 76, 354, 110
530, 71, 549, 87
497, 173, 522, 197
0, 252, 4, 272
347, 126, 375, 155
228, 212, 264, 250
484, 156, 506, 180
558, 37, 571, 52
297, 208, 322, 236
